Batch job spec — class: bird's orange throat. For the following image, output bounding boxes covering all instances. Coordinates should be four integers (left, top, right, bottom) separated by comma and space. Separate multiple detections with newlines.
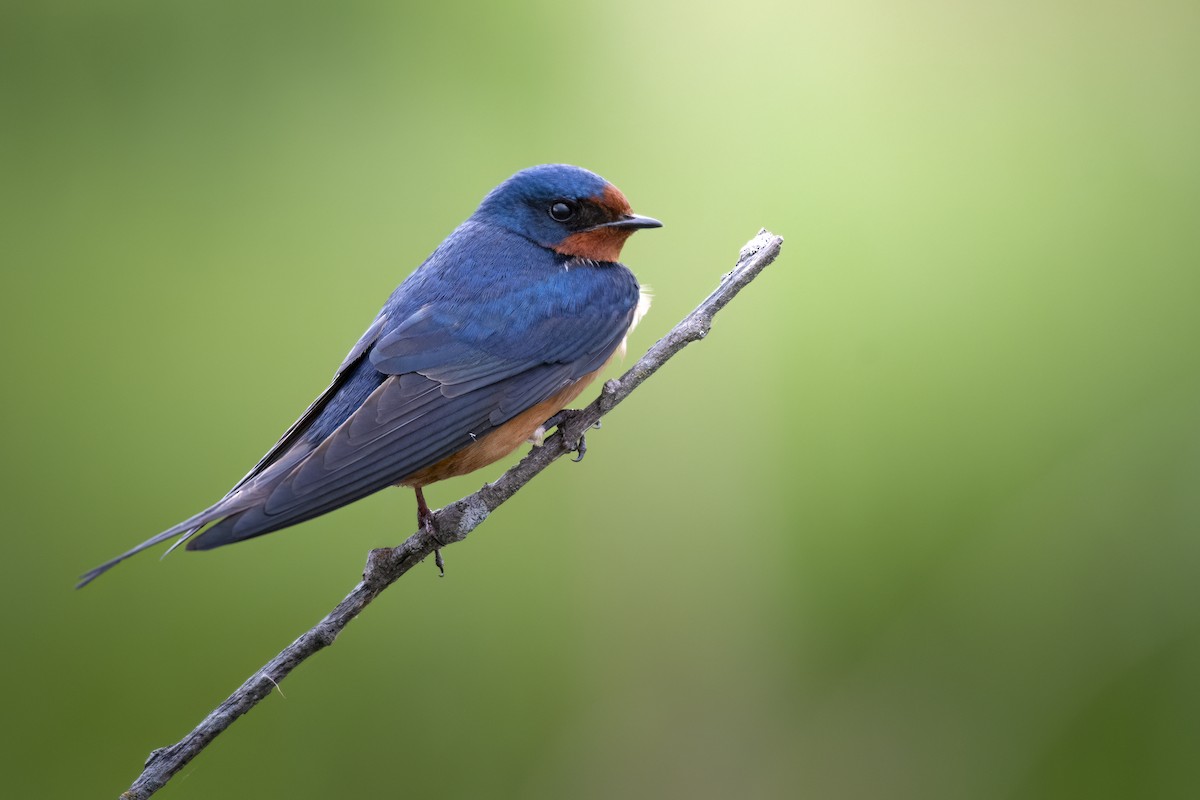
553, 227, 636, 262
552, 183, 638, 262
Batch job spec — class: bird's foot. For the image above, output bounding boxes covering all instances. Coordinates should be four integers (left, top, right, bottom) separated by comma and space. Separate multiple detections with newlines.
414, 486, 445, 577
423, 518, 445, 577
542, 410, 602, 462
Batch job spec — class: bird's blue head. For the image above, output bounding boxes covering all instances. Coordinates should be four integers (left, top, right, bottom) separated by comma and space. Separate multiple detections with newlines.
473, 164, 661, 262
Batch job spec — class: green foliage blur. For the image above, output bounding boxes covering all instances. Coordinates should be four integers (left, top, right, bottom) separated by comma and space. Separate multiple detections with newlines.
3, 1, 1199, 797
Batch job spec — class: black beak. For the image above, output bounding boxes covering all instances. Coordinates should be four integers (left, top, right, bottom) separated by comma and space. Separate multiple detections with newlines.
599, 214, 663, 230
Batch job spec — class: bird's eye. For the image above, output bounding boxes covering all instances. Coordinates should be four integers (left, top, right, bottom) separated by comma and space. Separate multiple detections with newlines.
549, 200, 577, 222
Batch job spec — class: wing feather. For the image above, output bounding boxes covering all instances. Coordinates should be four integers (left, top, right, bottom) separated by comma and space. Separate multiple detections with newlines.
188, 254, 640, 551
226, 311, 389, 494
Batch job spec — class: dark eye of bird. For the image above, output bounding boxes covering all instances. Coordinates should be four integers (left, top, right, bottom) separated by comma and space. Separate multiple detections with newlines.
549, 200, 576, 222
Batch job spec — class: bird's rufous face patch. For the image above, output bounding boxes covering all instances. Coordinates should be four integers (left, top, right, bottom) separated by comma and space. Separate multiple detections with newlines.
553, 184, 638, 262
596, 183, 634, 218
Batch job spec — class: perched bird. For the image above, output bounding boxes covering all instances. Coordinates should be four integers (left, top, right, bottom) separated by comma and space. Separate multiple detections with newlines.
79, 164, 660, 587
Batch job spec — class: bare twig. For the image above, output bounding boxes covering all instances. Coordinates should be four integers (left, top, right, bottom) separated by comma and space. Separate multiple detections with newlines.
119, 229, 784, 799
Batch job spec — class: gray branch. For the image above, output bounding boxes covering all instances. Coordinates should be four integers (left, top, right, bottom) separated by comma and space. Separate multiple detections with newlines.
119, 229, 784, 799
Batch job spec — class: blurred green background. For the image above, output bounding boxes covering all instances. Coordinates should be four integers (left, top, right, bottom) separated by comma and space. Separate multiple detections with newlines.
3, 1, 1199, 797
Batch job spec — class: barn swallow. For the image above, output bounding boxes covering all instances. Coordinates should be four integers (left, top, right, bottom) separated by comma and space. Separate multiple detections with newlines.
79, 164, 660, 587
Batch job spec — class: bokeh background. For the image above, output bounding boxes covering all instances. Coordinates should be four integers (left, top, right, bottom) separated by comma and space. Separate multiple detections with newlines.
3, 1, 1199, 797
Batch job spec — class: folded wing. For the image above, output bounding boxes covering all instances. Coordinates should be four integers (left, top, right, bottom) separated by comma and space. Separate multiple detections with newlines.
187, 262, 638, 549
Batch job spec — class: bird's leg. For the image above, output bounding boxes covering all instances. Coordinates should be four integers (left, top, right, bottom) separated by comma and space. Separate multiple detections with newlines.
413, 486, 444, 577
540, 410, 602, 462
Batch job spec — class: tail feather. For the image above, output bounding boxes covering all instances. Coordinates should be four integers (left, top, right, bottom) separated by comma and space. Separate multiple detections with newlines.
78, 448, 315, 588
76, 505, 226, 588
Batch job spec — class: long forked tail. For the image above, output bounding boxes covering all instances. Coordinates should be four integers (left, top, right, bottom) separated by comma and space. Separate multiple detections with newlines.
75, 505, 226, 588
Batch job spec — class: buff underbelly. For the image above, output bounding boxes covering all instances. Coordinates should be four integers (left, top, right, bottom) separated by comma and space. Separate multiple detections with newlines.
397, 367, 599, 488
